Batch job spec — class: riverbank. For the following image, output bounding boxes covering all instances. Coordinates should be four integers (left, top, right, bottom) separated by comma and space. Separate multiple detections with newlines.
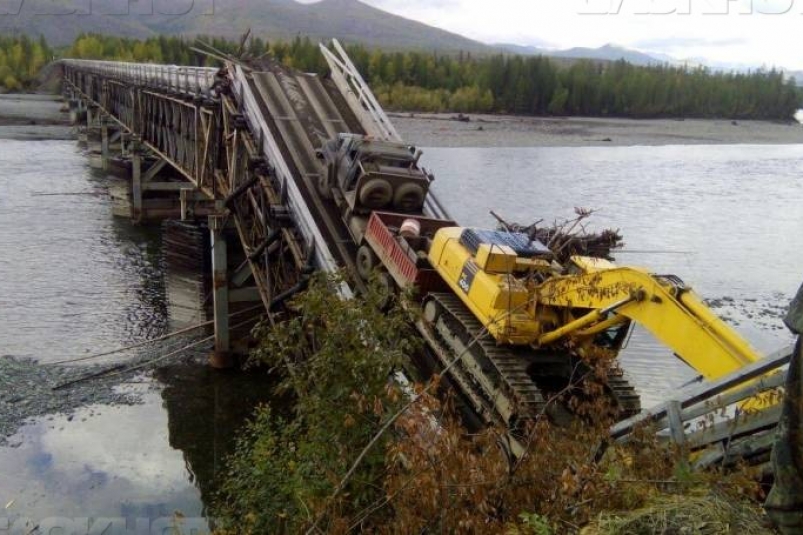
0, 93, 72, 140
393, 112, 803, 147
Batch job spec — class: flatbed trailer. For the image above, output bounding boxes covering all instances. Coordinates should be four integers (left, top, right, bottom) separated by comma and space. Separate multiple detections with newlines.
362, 212, 455, 295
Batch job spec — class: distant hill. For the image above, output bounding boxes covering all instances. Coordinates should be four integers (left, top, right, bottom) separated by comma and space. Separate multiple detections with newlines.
551, 44, 668, 65
0, 0, 155, 45
169, 0, 491, 52
0, 0, 493, 52
498, 43, 673, 66
784, 70, 803, 86
495, 43, 551, 56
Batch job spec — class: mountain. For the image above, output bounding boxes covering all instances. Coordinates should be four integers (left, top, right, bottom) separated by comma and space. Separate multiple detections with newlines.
0, 0, 156, 44
498, 43, 673, 66
786, 70, 803, 86
0, 0, 493, 52
495, 43, 551, 56
552, 44, 669, 66
173, 0, 491, 52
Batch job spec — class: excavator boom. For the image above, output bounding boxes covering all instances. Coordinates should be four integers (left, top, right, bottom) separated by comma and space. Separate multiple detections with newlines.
535, 262, 761, 380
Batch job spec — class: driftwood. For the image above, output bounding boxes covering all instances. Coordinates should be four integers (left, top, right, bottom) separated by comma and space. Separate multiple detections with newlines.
491, 208, 624, 264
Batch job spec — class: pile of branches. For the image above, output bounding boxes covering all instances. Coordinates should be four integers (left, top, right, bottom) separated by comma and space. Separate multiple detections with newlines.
492, 207, 624, 264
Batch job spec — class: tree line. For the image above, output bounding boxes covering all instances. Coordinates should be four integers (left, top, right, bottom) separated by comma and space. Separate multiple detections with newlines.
0, 35, 52, 91
2, 33, 800, 120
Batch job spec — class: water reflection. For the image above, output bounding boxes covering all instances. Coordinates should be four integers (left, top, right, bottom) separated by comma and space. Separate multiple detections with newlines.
0, 389, 203, 521
0, 139, 269, 524
154, 363, 278, 514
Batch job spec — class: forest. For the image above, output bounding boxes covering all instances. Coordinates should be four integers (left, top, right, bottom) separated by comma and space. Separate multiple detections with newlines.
2, 33, 801, 120
0, 35, 52, 91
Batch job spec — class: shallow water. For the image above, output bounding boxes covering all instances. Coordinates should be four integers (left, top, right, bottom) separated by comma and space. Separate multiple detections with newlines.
0, 137, 800, 526
0, 140, 167, 361
0, 138, 274, 529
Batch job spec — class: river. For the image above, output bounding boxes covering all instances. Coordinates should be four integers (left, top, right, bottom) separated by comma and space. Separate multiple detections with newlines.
0, 136, 800, 526
426, 144, 802, 405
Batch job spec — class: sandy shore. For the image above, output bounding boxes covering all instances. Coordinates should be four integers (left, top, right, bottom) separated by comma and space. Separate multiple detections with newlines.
392, 112, 803, 148
0, 93, 73, 140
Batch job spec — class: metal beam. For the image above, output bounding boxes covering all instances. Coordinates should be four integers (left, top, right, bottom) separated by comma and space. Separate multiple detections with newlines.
209, 214, 231, 368
131, 136, 142, 221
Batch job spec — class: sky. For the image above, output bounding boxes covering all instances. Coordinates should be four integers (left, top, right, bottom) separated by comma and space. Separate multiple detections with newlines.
305, 0, 803, 70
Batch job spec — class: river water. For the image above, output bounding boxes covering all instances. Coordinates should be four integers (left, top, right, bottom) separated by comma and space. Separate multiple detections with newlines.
426, 144, 802, 405
0, 137, 274, 529
0, 136, 800, 526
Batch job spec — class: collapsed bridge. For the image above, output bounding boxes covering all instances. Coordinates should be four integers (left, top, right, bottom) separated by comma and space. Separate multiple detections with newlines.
59, 43, 800, 495
62, 41, 447, 356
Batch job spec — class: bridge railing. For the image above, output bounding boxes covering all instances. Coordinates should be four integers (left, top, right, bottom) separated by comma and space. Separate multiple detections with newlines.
610, 344, 794, 469
61, 59, 218, 96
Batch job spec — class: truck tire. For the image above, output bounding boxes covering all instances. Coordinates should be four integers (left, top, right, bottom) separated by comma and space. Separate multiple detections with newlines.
393, 182, 426, 212
356, 244, 379, 280
358, 178, 392, 209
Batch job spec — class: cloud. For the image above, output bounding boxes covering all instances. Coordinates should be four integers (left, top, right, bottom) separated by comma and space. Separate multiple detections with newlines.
0, 394, 202, 520
634, 36, 749, 50
314, 0, 803, 69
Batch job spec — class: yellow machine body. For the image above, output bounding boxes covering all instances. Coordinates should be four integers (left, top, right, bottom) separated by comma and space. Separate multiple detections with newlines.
428, 227, 763, 383
428, 227, 541, 344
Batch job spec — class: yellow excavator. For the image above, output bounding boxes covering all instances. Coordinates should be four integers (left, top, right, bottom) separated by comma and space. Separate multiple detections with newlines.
420, 226, 764, 427
319, 133, 766, 430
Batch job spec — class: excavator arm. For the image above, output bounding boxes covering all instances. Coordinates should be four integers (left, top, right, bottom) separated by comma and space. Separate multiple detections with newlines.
533, 259, 762, 381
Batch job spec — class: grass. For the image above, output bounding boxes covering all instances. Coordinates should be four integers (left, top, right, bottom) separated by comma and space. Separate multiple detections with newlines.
587, 491, 773, 535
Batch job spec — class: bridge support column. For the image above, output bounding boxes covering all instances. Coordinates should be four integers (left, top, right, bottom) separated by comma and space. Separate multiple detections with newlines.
77, 102, 90, 145
68, 99, 85, 125
131, 136, 142, 222
101, 117, 110, 171
209, 214, 233, 369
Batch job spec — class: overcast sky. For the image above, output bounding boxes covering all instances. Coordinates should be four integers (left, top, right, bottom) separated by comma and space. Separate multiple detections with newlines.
305, 0, 803, 70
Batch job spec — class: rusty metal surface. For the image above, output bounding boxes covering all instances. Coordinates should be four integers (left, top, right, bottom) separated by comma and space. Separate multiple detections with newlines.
60, 56, 364, 310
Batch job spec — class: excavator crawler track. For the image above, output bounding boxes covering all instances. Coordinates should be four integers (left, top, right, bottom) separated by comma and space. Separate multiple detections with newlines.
422, 293, 547, 425
606, 368, 642, 418
419, 292, 641, 427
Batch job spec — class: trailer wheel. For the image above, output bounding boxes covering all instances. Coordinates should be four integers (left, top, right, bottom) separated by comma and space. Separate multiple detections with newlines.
356, 244, 379, 280
358, 178, 393, 209
393, 182, 426, 212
